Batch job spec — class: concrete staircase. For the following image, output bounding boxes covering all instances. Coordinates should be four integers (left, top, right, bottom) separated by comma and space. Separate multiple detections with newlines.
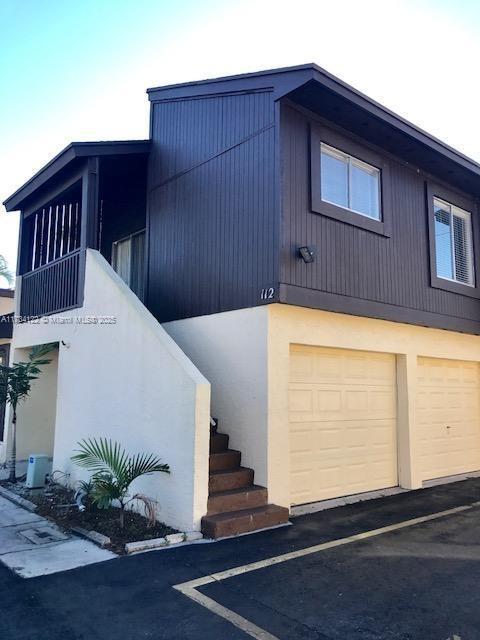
201, 422, 289, 538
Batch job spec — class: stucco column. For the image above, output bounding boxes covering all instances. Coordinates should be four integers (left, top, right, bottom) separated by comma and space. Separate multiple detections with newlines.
396, 352, 422, 490
266, 308, 291, 508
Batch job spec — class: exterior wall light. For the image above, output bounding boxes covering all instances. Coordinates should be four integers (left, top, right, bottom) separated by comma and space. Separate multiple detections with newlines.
298, 246, 315, 263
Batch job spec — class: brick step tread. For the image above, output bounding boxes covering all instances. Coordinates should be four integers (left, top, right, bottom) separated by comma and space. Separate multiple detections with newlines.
209, 433, 229, 453
209, 449, 241, 459
207, 485, 268, 515
201, 504, 290, 538
204, 503, 288, 523
209, 484, 266, 496
209, 450, 242, 472
209, 467, 254, 493
209, 466, 254, 478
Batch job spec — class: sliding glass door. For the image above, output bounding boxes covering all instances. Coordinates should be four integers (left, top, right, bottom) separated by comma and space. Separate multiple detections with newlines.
112, 230, 146, 302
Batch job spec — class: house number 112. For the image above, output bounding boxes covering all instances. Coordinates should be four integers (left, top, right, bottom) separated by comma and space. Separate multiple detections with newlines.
260, 287, 275, 300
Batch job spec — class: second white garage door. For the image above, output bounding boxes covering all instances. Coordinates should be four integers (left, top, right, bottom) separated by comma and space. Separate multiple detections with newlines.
417, 357, 480, 481
289, 345, 398, 505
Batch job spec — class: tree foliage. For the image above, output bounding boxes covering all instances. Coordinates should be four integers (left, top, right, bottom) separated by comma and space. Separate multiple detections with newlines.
0, 255, 13, 287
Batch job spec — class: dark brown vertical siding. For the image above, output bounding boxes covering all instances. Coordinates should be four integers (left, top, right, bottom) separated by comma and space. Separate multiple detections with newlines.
148, 92, 274, 188
146, 91, 277, 322
280, 103, 480, 330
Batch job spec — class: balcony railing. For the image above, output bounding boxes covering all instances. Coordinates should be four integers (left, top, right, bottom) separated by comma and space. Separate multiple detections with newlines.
20, 249, 85, 318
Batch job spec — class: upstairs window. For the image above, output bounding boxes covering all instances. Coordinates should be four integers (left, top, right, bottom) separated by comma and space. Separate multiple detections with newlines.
434, 198, 474, 286
320, 143, 381, 221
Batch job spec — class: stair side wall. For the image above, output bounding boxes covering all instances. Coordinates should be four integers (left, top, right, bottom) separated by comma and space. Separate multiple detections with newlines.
164, 307, 269, 488
8, 249, 211, 532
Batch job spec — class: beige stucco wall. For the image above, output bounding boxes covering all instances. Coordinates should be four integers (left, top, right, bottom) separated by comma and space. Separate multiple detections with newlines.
164, 307, 270, 487
267, 304, 480, 507
6, 250, 210, 532
11, 347, 59, 461
0, 294, 14, 316
166, 303, 480, 511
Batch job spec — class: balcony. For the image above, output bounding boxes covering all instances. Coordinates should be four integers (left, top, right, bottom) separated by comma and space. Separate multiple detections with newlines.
20, 249, 84, 318
4, 140, 150, 319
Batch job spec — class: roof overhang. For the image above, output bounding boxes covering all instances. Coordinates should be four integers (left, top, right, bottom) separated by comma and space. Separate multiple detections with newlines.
147, 64, 480, 194
4, 140, 151, 212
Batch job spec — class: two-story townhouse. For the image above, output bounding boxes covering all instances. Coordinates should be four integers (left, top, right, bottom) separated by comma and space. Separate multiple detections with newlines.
4, 64, 480, 537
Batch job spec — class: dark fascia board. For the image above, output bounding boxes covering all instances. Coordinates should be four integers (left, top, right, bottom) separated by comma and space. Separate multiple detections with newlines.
0, 288, 14, 298
146, 63, 316, 101
3, 140, 151, 212
147, 62, 480, 179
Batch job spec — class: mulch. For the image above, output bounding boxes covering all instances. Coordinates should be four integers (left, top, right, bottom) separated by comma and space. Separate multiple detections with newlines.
23, 484, 177, 554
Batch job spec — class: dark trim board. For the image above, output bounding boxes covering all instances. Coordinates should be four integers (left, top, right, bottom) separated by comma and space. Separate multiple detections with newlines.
146, 64, 315, 101
279, 284, 480, 335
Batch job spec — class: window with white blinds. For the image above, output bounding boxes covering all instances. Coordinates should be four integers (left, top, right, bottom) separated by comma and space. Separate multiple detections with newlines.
434, 197, 474, 286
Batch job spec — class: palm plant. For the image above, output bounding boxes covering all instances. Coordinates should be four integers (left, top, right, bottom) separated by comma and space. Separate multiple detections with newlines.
0, 255, 13, 287
0, 343, 56, 482
71, 438, 170, 529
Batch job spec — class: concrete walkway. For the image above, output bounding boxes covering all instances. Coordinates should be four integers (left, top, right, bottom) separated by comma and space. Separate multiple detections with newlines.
0, 494, 115, 578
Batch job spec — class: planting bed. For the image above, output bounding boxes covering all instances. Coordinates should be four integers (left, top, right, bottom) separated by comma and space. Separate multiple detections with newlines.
3, 482, 177, 554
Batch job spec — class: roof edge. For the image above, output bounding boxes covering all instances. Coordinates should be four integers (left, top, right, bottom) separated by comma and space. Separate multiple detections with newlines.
146, 63, 317, 94
4, 140, 151, 212
147, 62, 480, 177
306, 69, 480, 175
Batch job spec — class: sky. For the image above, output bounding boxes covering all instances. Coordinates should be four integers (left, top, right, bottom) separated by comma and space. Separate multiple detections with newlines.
1, 0, 480, 283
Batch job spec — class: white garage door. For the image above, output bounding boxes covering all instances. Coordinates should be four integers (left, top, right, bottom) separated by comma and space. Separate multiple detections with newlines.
417, 357, 480, 481
289, 345, 398, 505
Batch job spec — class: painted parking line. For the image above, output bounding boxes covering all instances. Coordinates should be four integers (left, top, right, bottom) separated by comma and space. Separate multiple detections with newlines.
174, 500, 480, 640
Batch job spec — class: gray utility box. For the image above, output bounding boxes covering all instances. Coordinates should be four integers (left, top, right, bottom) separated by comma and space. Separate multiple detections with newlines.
25, 455, 52, 489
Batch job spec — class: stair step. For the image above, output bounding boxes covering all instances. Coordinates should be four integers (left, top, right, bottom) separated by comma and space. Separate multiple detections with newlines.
209, 450, 241, 472
210, 433, 229, 453
201, 504, 290, 538
208, 485, 268, 515
209, 467, 254, 493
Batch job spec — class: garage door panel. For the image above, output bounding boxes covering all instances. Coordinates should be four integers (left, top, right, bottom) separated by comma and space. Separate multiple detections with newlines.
289, 386, 395, 423
317, 390, 343, 413
315, 355, 343, 382
417, 357, 480, 481
289, 346, 398, 505
370, 390, 396, 414
289, 388, 314, 415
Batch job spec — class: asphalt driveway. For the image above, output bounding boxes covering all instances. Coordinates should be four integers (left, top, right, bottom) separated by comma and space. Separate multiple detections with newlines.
1, 478, 480, 640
